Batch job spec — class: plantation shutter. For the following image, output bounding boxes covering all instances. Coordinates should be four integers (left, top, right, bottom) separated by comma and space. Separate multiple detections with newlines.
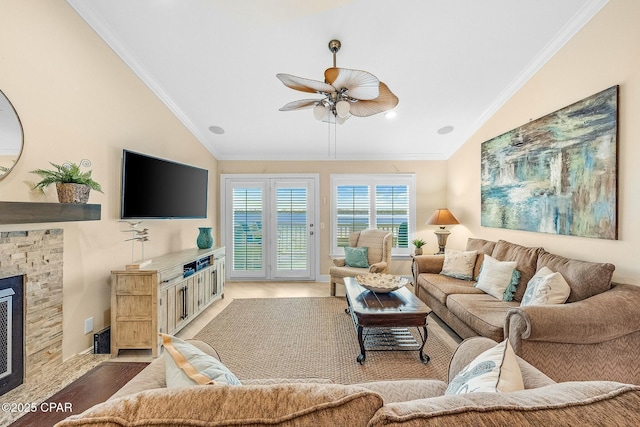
336, 185, 370, 247
232, 187, 263, 271
276, 186, 308, 271
375, 185, 410, 248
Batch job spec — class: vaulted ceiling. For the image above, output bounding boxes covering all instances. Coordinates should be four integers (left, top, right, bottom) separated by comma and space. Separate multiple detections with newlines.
66, 0, 608, 161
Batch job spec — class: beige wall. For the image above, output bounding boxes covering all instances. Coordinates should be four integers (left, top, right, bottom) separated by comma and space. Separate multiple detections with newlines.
447, 0, 640, 285
0, 0, 219, 359
220, 160, 448, 276
2, 0, 637, 362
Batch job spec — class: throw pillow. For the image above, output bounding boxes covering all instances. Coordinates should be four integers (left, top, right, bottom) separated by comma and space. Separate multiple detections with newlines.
521, 266, 571, 307
160, 334, 241, 387
440, 249, 478, 280
345, 246, 369, 268
474, 255, 520, 301
445, 338, 524, 395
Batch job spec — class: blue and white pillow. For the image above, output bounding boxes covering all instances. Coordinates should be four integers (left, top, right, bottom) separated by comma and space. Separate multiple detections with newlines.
446, 338, 524, 395
440, 249, 478, 280
521, 267, 570, 306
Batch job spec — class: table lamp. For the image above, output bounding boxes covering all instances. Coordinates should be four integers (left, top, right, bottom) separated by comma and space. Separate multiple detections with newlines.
426, 209, 459, 254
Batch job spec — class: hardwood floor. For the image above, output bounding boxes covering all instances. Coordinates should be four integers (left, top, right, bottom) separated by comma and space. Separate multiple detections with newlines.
8, 362, 148, 427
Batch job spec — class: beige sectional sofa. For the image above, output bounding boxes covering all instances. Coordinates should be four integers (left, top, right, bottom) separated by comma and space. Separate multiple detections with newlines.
412, 238, 640, 384
56, 337, 640, 426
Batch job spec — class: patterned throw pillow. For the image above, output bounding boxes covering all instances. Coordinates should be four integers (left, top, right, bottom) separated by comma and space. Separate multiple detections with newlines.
440, 249, 478, 280
446, 338, 524, 395
521, 266, 571, 306
474, 255, 520, 301
161, 334, 241, 388
345, 246, 369, 268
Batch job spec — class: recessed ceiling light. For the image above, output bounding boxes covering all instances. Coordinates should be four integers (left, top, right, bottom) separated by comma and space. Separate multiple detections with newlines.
384, 110, 398, 119
208, 126, 225, 135
437, 125, 454, 135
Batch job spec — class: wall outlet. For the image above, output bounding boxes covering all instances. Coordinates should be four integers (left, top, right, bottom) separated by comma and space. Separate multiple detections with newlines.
84, 317, 94, 335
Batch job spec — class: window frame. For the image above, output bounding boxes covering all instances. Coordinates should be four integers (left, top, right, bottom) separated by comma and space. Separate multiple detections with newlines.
330, 174, 416, 257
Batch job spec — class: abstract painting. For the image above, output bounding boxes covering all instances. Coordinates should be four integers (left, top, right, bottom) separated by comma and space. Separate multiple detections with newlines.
481, 85, 618, 240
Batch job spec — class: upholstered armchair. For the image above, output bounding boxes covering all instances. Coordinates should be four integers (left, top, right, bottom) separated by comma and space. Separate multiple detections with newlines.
329, 229, 393, 296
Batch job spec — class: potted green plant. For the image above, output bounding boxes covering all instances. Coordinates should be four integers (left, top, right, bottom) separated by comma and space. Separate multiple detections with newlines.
31, 161, 103, 204
412, 238, 426, 255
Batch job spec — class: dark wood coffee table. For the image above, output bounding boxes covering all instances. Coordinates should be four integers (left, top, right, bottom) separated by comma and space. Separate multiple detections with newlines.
344, 276, 432, 364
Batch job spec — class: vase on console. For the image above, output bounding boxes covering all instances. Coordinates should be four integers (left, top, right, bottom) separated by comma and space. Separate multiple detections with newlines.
196, 227, 213, 249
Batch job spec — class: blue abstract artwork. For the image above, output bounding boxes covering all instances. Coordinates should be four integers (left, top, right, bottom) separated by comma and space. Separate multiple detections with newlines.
481, 86, 618, 240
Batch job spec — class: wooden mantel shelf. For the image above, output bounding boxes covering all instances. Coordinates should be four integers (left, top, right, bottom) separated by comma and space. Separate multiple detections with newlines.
0, 201, 101, 224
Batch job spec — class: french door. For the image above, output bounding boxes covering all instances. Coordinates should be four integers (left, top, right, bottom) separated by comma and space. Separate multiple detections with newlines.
222, 175, 318, 281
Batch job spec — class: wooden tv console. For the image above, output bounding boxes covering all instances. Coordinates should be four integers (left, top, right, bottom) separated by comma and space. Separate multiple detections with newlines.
110, 246, 225, 357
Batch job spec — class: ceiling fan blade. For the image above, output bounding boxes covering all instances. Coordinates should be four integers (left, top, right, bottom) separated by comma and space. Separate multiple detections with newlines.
278, 99, 320, 111
276, 73, 335, 94
324, 67, 379, 100
348, 82, 399, 117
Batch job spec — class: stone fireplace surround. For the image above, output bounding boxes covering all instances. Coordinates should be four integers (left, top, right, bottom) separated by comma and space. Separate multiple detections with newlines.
0, 229, 63, 383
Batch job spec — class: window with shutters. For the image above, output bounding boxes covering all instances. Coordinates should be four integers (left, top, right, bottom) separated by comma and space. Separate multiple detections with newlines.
331, 174, 415, 256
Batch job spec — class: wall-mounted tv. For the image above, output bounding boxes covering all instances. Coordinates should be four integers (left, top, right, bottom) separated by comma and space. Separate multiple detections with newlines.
121, 150, 208, 219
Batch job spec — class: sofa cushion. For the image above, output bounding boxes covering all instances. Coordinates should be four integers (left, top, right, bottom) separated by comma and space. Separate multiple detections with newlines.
368, 382, 640, 427
357, 380, 447, 404
474, 255, 519, 301
417, 273, 483, 306
536, 251, 615, 303
56, 383, 384, 427
491, 240, 544, 301
446, 338, 523, 395
446, 294, 519, 342
520, 266, 571, 307
466, 238, 497, 280
329, 265, 371, 279
440, 249, 477, 280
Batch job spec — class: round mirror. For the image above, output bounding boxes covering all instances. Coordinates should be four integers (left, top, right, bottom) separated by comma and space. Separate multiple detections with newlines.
0, 90, 24, 180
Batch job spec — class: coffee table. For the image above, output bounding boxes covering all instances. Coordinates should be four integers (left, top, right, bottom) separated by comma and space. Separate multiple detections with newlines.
343, 276, 432, 364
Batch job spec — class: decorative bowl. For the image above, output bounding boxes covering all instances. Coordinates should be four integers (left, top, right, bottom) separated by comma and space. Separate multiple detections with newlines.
355, 273, 408, 293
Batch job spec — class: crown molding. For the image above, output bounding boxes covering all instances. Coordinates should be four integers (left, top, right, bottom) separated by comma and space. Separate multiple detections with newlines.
468, 0, 609, 139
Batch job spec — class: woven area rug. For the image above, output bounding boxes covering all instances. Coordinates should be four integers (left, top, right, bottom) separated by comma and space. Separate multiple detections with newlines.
194, 297, 454, 384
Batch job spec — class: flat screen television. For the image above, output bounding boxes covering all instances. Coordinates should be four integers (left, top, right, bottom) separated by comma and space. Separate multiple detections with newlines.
120, 150, 208, 219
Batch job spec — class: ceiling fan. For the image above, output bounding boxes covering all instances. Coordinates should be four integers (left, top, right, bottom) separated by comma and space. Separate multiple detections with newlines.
276, 40, 399, 124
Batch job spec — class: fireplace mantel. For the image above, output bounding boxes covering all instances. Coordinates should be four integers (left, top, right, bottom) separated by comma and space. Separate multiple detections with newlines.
0, 202, 101, 224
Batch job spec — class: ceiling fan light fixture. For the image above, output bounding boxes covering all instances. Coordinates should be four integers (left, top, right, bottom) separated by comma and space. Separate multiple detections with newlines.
276, 39, 398, 123
336, 100, 350, 118
313, 104, 329, 121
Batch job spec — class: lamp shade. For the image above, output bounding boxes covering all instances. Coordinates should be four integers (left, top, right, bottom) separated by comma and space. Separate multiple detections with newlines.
426, 209, 459, 226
